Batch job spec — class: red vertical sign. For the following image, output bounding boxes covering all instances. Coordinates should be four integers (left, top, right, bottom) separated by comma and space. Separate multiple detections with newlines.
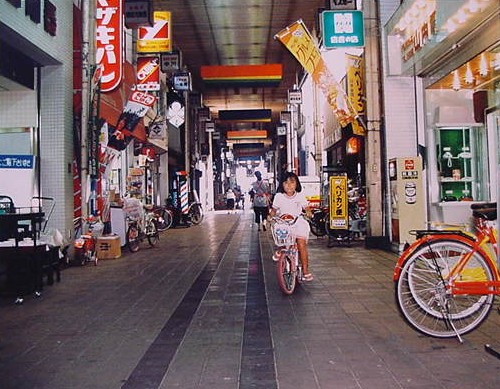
96, 0, 123, 92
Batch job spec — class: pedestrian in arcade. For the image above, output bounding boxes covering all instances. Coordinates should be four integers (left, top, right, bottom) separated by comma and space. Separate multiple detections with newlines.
251, 171, 271, 231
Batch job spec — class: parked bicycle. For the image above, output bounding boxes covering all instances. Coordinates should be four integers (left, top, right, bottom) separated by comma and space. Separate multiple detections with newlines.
74, 215, 103, 266
124, 198, 159, 253
152, 202, 173, 232
394, 202, 498, 343
270, 214, 304, 295
306, 205, 328, 237
165, 195, 204, 227
187, 201, 204, 225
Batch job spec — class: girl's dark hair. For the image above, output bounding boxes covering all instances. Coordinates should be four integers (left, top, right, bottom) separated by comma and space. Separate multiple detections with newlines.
277, 172, 302, 193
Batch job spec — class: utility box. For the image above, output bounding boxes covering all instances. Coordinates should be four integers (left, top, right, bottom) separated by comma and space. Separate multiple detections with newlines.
96, 235, 121, 259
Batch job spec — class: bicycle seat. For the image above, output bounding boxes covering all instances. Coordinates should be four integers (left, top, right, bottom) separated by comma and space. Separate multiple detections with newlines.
472, 208, 497, 221
470, 202, 497, 210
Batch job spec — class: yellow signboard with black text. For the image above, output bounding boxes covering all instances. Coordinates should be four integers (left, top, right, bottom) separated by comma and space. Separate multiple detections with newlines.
329, 175, 348, 229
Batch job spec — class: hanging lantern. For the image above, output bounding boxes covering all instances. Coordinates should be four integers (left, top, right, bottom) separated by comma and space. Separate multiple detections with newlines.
346, 137, 360, 154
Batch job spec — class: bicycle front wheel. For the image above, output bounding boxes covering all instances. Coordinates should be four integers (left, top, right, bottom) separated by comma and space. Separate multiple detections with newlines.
396, 239, 494, 338
127, 224, 140, 253
276, 253, 297, 295
188, 203, 204, 225
156, 209, 173, 231
146, 220, 159, 247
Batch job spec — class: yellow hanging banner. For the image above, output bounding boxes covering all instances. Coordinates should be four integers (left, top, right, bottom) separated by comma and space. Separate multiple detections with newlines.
275, 19, 358, 128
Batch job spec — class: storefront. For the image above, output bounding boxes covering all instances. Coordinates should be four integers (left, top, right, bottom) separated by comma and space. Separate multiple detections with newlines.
385, 0, 499, 226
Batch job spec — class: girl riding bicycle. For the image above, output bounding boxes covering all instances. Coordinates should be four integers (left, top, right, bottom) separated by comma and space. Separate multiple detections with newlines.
268, 172, 314, 281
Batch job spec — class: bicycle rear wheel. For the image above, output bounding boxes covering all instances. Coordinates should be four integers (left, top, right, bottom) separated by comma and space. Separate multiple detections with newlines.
146, 219, 159, 246
188, 203, 204, 225
276, 253, 297, 295
127, 224, 140, 252
396, 239, 495, 338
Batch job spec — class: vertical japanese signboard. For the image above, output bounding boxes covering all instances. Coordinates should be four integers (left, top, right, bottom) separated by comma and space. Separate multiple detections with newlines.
329, 175, 348, 229
96, 0, 123, 93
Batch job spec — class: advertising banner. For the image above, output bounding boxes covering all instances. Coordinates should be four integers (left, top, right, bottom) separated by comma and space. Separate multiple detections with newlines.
137, 11, 172, 53
96, 0, 123, 92
329, 175, 348, 229
275, 20, 357, 128
107, 91, 156, 150
346, 53, 365, 135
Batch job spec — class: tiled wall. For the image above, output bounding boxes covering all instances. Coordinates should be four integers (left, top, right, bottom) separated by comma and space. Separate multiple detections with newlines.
0, 0, 75, 238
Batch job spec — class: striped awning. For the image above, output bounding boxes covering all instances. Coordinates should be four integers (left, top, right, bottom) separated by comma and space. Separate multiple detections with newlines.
201, 64, 282, 86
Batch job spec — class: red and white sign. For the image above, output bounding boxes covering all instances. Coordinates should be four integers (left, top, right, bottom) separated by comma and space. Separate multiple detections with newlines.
95, 0, 123, 92
137, 11, 172, 53
405, 159, 415, 170
136, 56, 160, 91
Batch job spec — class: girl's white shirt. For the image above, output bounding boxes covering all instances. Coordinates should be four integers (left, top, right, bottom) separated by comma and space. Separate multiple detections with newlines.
272, 191, 308, 217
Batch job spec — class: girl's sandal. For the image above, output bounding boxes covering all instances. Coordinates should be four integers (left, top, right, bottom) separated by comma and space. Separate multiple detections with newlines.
303, 273, 314, 282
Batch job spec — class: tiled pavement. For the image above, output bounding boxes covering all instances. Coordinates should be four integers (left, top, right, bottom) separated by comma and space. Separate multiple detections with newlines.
0, 210, 499, 389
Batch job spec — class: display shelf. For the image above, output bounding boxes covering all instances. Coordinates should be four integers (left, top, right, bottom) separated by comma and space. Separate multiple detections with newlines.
435, 126, 485, 202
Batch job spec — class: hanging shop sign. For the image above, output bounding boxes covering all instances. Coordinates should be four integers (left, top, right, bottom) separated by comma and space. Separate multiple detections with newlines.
329, 175, 348, 229
288, 89, 302, 105
161, 51, 181, 73
148, 122, 166, 139
96, 0, 123, 92
173, 71, 192, 91
136, 56, 160, 91
329, 0, 356, 10
137, 11, 172, 53
124, 0, 153, 29
322, 10, 365, 48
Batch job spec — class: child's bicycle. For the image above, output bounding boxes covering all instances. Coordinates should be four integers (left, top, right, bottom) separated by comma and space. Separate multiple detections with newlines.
74, 215, 103, 266
393, 202, 498, 346
270, 214, 304, 295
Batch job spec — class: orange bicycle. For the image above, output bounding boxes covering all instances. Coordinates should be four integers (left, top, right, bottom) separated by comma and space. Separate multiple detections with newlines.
394, 202, 498, 343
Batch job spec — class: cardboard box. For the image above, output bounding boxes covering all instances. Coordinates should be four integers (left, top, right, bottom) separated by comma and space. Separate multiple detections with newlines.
96, 235, 121, 259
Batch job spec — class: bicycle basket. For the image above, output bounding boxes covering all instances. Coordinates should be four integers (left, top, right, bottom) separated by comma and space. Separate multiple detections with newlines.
271, 222, 295, 246
123, 198, 144, 221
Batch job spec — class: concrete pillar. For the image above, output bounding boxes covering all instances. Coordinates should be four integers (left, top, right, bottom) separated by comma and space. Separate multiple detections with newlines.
363, 0, 387, 241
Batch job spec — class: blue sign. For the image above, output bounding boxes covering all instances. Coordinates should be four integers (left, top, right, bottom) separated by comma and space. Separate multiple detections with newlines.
322, 10, 365, 48
0, 155, 34, 169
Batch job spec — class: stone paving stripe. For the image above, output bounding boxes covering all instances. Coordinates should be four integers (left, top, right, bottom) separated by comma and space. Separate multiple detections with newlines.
121, 220, 239, 389
239, 229, 277, 389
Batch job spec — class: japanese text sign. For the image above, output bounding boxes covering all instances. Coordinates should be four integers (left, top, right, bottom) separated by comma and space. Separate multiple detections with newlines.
322, 10, 365, 48
96, 0, 123, 92
136, 56, 160, 91
137, 11, 172, 53
329, 175, 348, 229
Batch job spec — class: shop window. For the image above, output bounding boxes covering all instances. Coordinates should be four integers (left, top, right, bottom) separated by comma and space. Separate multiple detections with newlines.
436, 126, 488, 202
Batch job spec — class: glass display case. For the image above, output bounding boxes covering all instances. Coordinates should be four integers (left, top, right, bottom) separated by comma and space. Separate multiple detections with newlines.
436, 126, 487, 202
